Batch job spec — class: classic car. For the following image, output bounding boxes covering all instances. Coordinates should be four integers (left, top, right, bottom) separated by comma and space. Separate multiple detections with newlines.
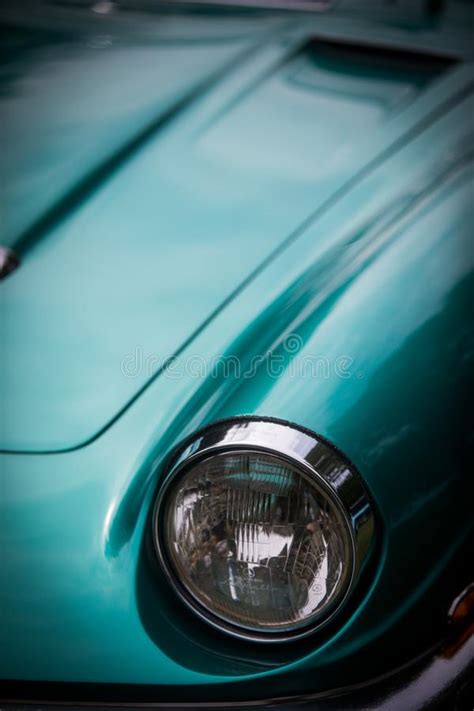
0, 0, 473, 708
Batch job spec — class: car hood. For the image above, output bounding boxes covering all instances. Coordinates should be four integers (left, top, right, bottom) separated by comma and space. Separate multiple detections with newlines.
0, 2, 461, 451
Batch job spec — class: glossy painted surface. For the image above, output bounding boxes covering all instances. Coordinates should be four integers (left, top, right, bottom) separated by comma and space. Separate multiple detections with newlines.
0, 0, 473, 702
1, 8, 461, 452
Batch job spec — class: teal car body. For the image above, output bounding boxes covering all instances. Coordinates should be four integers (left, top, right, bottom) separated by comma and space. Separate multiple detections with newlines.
0, 0, 473, 707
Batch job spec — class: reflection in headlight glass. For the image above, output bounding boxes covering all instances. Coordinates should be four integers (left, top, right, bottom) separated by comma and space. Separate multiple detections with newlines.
163, 452, 353, 633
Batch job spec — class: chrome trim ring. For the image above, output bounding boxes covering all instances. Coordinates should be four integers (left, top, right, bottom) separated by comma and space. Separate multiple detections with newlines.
152, 417, 375, 643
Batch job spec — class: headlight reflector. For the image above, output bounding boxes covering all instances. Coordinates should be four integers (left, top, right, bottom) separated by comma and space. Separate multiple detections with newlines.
153, 419, 374, 642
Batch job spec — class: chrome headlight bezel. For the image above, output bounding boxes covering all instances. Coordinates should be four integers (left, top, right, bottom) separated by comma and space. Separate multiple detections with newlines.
152, 417, 375, 643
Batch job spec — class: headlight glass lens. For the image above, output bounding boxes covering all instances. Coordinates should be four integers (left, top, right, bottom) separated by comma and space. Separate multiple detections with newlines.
160, 451, 354, 636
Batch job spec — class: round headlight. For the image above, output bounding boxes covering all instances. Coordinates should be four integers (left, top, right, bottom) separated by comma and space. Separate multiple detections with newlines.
153, 419, 374, 642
